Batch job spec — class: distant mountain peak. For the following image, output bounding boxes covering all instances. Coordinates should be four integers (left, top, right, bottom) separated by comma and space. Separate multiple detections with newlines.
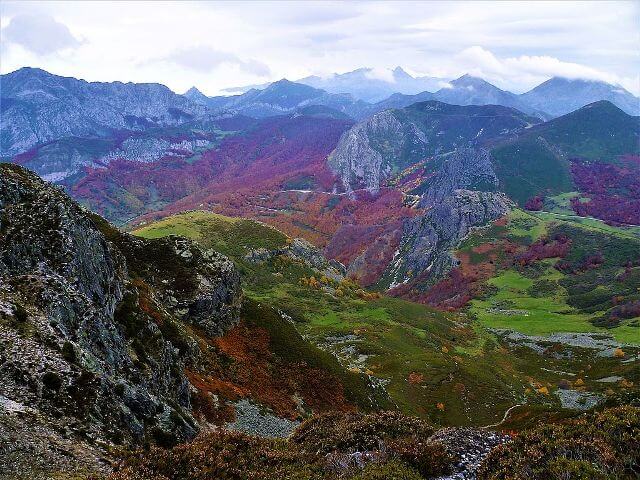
521, 76, 638, 116
272, 78, 295, 85
183, 86, 212, 106
451, 74, 493, 87
13, 66, 49, 75
263, 78, 320, 95
185, 86, 204, 96
392, 66, 412, 79
296, 66, 447, 102
575, 99, 625, 114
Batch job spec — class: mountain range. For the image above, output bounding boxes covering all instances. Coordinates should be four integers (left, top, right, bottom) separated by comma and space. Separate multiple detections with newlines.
2, 66, 638, 165
0, 67, 207, 156
208, 66, 638, 118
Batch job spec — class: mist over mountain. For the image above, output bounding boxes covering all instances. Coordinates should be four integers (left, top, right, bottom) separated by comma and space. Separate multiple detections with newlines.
298, 66, 447, 103
192, 67, 639, 120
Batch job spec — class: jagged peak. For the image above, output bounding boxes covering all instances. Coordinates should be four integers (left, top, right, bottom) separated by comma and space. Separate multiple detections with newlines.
185, 86, 205, 96
392, 66, 413, 79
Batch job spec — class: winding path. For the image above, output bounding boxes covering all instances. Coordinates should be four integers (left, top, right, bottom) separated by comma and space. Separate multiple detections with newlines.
481, 404, 524, 429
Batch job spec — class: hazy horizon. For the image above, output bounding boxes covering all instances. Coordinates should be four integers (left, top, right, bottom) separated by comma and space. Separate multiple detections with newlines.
1, 1, 639, 96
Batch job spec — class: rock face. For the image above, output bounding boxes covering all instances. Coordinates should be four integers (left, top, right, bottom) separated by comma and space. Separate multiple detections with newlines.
0, 164, 241, 458
386, 190, 512, 290
246, 237, 346, 282
328, 110, 414, 192
328, 101, 538, 193
327, 144, 511, 291
418, 148, 499, 207
0, 67, 207, 156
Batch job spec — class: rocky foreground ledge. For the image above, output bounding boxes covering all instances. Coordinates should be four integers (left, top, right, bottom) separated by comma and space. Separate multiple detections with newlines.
0, 163, 241, 476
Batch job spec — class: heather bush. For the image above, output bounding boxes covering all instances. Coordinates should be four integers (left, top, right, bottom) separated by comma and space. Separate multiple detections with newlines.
477, 406, 640, 480
110, 430, 323, 480
109, 411, 451, 480
347, 460, 423, 480
570, 156, 640, 225
290, 411, 435, 455
387, 436, 452, 477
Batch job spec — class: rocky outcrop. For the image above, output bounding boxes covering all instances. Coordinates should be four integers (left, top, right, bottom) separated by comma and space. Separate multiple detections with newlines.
99, 137, 215, 164
418, 148, 499, 207
386, 190, 512, 290
328, 110, 411, 192
328, 101, 537, 193
245, 237, 346, 282
331, 147, 506, 290
430, 427, 510, 480
0, 164, 241, 460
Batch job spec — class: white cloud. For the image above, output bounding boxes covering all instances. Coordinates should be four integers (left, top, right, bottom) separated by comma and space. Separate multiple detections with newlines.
453, 46, 637, 93
2, 14, 82, 55
364, 67, 396, 83
158, 46, 270, 77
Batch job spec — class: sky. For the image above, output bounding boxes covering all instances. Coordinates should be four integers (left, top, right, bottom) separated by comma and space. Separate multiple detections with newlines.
1, 1, 638, 96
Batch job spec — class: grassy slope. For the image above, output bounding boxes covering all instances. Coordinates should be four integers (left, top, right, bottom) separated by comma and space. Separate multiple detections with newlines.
134, 211, 639, 428
135, 212, 526, 425
461, 209, 640, 344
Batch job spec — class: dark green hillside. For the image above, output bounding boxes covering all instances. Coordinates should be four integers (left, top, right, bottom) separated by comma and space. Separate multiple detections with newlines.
491, 138, 574, 204
491, 101, 640, 204
395, 101, 539, 159
533, 100, 639, 160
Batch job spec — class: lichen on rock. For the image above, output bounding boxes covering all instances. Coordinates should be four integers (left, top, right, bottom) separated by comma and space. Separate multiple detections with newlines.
0, 163, 242, 472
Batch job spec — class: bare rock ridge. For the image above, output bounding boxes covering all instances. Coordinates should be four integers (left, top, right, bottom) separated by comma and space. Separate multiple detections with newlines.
246, 237, 347, 282
418, 148, 499, 207
0, 164, 241, 468
328, 101, 538, 193
0, 67, 208, 156
388, 190, 512, 290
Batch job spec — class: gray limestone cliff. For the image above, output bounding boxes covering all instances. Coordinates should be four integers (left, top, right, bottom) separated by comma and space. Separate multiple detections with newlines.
327, 101, 537, 193
0, 163, 241, 465
385, 190, 512, 290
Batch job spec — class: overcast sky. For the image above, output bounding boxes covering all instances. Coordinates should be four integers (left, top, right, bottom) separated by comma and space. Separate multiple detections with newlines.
1, 1, 638, 95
